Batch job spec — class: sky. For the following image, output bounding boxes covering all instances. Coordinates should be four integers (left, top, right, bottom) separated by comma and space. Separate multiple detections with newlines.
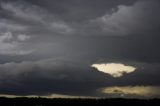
0, 0, 160, 99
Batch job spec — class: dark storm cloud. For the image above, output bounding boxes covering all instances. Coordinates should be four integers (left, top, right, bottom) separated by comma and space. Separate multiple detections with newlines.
1, 0, 159, 37
22, 0, 137, 22
0, 0, 160, 97
0, 58, 108, 96
0, 1, 74, 35
82, 0, 160, 36
0, 59, 160, 96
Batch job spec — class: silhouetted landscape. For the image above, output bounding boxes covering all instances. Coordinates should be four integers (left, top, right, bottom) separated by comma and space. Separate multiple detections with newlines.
0, 97, 159, 106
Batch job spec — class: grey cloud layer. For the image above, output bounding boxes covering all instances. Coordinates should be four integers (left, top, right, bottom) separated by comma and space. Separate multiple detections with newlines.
0, 1, 74, 35
1, 0, 159, 39
83, 0, 160, 36
0, 32, 32, 55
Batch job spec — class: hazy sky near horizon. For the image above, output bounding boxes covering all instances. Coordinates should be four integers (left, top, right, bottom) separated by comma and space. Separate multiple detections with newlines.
0, 0, 160, 98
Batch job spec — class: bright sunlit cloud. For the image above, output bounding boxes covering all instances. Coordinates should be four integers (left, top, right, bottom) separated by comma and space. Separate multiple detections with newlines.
91, 63, 136, 77
100, 86, 160, 98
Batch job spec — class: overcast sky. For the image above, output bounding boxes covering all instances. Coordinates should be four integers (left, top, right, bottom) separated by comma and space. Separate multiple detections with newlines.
0, 0, 160, 98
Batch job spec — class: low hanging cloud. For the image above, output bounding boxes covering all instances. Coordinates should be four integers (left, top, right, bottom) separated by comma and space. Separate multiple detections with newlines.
0, 58, 160, 96
0, 58, 109, 95
91, 63, 136, 77
100, 86, 160, 99
0, 93, 97, 99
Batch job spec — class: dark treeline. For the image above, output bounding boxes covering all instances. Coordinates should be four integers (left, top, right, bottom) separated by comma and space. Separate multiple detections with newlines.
0, 97, 159, 106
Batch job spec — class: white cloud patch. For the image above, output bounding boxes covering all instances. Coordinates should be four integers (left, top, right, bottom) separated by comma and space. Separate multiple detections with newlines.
91, 63, 136, 77
17, 34, 30, 41
50, 22, 74, 34
0, 32, 32, 55
100, 86, 160, 99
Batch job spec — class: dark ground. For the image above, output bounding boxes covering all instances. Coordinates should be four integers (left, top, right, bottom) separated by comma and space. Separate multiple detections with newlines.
0, 97, 159, 106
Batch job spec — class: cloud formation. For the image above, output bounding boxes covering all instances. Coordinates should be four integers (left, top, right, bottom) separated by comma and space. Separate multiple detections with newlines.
0, 58, 109, 95
100, 86, 160, 98
84, 0, 160, 36
0, 1, 74, 34
0, 32, 31, 55
92, 63, 136, 77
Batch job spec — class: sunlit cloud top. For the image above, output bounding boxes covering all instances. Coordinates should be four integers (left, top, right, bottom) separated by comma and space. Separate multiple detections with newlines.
91, 63, 136, 77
